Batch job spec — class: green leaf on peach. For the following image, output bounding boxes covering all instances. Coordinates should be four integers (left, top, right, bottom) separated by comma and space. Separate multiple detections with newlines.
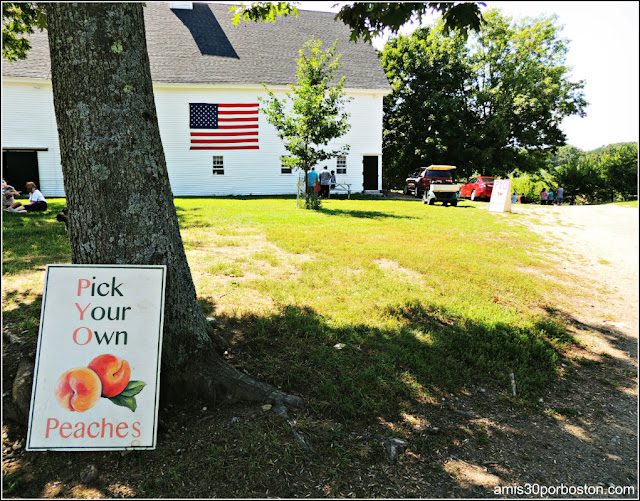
108, 394, 137, 412
119, 380, 146, 398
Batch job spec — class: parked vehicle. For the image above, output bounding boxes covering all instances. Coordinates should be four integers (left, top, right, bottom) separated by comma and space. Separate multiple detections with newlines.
403, 165, 455, 198
459, 176, 495, 201
421, 165, 460, 206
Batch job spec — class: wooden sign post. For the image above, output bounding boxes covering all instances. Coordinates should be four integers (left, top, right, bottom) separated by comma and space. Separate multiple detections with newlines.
488, 179, 513, 213
26, 264, 166, 451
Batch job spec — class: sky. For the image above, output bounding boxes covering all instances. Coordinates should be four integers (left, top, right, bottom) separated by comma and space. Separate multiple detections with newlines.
294, 1, 640, 152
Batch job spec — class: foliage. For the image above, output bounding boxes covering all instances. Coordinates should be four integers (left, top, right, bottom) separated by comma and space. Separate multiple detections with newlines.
380, 9, 587, 187
380, 22, 473, 189
260, 37, 351, 176
333, 2, 485, 42
230, 1, 298, 25
508, 171, 550, 203
2, 2, 47, 61
302, 192, 322, 210
232, 2, 485, 42
545, 142, 638, 203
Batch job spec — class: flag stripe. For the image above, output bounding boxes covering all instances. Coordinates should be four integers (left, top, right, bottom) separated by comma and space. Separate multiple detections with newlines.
218, 117, 258, 122
190, 146, 260, 150
191, 138, 259, 144
189, 102, 259, 150
191, 132, 258, 137
217, 103, 259, 108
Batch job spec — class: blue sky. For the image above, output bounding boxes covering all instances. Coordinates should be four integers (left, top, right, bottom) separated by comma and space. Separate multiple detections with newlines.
297, 1, 640, 152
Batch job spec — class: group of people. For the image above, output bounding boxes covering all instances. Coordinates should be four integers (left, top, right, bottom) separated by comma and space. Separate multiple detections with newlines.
540, 186, 564, 205
306, 166, 337, 198
2, 178, 48, 213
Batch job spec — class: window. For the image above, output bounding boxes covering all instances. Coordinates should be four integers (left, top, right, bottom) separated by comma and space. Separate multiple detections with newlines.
212, 156, 224, 175
426, 170, 452, 180
281, 156, 292, 174
337, 156, 347, 174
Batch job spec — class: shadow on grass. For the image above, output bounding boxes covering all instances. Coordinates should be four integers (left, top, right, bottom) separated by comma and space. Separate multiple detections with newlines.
318, 207, 418, 220
216, 301, 576, 422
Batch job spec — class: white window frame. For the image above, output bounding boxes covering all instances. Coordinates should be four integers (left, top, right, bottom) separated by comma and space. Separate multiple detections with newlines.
337, 156, 347, 174
281, 155, 292, 174
212, 156, 224, 175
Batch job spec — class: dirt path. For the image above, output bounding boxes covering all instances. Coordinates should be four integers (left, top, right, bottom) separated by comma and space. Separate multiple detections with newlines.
510, 204, 638, 356
461, 202, 639, 497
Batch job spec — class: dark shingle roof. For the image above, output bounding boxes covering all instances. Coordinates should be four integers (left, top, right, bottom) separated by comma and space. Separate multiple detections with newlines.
3, 2, 390, 91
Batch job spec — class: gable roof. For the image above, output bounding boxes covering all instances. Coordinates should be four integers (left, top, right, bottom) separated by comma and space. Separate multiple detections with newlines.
2, 2, 391, 91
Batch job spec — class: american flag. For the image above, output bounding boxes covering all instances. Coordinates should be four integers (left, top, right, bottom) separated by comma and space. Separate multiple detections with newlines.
189, 103, 259, 150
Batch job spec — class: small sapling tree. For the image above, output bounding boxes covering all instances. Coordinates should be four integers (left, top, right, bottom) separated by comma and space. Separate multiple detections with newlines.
260, 37, 351, 209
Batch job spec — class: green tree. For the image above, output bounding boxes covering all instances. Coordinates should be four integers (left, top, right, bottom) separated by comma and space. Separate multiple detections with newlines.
380, 9, 587, 187
380, 21, 474, 186
546, 142, 638, 203
260, 37, 351, 208
1, 2, 46, 61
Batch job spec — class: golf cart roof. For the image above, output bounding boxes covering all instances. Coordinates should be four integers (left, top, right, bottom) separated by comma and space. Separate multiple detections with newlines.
426, 165, 456, 171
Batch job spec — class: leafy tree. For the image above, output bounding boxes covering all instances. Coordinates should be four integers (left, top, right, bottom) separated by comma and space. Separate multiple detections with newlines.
2, 2, 46, 61
545, 142, 638, 202
380, 9, 587, 187
2, 2, 484, 416
233, 2, 485, 42
589, 143, 638, 201
380, 21, 474, 186
260, 37, 351, 208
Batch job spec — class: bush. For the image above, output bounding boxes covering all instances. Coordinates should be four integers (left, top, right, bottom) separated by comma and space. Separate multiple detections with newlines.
302, 193, 322, 210
509, 172, 549, 203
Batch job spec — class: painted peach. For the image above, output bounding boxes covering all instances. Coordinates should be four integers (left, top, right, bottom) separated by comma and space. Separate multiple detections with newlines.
54, 367, 102, 412
87, 354, 131, 398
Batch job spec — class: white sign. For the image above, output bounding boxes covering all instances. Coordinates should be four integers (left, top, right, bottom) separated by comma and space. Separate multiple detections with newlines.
488, 179, 512, 213
26, 265, 166, 451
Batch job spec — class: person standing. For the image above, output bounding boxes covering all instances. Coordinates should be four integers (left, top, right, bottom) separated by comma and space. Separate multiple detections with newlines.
548, 188, 554, 205
540, 188, 548, 205
330, 170, 337, 190
556, 186, 564, 205
319, 166, 332, 198
306, 167, 319, 196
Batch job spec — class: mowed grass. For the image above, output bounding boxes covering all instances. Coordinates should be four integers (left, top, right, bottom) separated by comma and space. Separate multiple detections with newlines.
3, 196, 573, 423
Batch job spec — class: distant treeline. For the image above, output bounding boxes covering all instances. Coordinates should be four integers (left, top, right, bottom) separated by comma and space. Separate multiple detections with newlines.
510, 142, 638, 204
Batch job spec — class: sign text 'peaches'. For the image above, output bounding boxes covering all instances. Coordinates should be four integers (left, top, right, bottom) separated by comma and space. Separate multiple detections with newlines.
27, 265, 166, 451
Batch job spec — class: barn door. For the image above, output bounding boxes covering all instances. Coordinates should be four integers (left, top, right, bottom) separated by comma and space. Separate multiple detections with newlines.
362, 155, 378, 191
2, 151, 40, 193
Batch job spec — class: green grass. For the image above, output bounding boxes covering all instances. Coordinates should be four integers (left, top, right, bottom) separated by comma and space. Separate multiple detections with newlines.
3, 196, 575, 422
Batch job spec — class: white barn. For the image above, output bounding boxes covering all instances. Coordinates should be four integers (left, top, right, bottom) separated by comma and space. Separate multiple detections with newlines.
1, 2, 391, 197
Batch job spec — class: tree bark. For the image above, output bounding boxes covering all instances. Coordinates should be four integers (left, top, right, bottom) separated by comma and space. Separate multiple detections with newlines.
45, 3, 302, 409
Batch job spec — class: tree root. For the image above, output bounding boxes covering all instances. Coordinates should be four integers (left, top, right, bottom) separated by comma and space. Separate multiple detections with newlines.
161, 347, 305, 410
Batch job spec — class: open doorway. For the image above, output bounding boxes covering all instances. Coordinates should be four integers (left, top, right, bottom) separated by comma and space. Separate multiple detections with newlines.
2, 150, 41, 193
362, 155, 379, 191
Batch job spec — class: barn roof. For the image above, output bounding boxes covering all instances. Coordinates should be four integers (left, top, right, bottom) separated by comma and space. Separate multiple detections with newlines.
2, 2, 391, 91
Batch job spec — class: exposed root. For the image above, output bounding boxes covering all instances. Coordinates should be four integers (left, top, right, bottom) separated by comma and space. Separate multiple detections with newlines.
273, 404, 314, 452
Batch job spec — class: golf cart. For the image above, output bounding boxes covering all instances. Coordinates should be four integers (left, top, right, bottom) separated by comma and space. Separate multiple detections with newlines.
422, 165, 460, 206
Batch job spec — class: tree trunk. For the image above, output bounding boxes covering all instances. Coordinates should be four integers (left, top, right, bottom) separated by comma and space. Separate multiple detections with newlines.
45, 3, 302, 409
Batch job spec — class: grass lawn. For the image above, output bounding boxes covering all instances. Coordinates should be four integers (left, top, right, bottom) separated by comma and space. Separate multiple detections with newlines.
3, 196, 574, 423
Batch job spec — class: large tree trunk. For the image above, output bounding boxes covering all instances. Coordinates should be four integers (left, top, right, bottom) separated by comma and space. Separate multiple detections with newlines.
45, 3, 302, 409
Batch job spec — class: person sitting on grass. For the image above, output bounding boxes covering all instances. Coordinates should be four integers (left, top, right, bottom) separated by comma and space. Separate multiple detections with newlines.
2, 178, 21, 210
6, 182, 47, 213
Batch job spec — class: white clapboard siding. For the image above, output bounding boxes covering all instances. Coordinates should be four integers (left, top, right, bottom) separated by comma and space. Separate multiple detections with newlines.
1, 80, 65, 197
2, 79, 385, 196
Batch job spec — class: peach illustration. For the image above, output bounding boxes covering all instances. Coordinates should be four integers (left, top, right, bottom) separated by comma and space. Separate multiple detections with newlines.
88, 354, 131, 398
54, 367, 102, 412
